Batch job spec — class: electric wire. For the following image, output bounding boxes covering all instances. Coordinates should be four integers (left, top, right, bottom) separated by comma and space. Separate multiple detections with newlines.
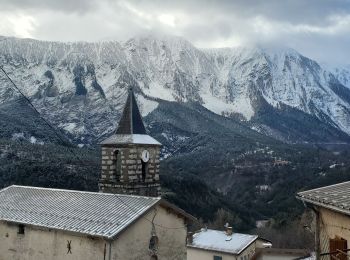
0, 65, 87, 166
0, 65, 200, 231
115, 195, 199, 230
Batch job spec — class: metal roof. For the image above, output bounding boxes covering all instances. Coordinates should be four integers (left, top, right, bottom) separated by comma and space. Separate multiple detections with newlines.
296, 181, 350, 216
101, 134, 161, 146
188, 229, 258, 255
0, 185, 160, 239
115, 88, 147, 135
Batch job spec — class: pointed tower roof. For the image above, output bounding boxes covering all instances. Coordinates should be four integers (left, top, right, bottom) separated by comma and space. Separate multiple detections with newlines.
115, 88, 147, 135
101, 88, 161, 146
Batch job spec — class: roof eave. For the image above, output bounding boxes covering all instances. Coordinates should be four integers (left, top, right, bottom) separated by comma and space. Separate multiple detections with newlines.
296, 195, 350, 216
158, 199, 197, 222
1, 219, 110, 240
237, 236, 258, 255
187, 245, 240, 255
108, 197, 161, 240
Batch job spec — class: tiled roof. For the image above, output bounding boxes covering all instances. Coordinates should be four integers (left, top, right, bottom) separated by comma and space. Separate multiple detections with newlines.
101, 134, 161, 145
0, 185, 160, 239
115, 88, 147, 135
296, 181, 350, 215
188, 229, 258, 255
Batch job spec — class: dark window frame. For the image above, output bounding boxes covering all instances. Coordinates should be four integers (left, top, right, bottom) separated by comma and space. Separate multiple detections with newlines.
18, 224, 25, 235
141, 160, 148, 182
113, 150, 121, 177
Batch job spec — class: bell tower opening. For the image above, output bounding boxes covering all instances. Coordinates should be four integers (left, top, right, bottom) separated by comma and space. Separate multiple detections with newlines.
98, 88, 161, 197
141, 160, 148, 182
113, 149, 121, 177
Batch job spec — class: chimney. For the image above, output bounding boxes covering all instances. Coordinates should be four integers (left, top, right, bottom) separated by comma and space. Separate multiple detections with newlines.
187, 232, 193, 244
226, 226, 233, 236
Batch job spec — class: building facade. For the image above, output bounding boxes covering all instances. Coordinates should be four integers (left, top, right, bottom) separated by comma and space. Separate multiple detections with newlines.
297, 181, 350, 260
99, 88, 161, 197
187, 227, 271, 260
0, 185, 194, 260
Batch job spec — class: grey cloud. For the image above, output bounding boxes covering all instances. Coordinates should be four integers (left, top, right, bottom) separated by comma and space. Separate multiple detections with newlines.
0, 0, 100, 13
1, 0, 350, 64
128, 0, 350, 26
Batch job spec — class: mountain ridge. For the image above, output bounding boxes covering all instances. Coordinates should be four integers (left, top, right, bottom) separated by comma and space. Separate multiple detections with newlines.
0, 34, 350, 146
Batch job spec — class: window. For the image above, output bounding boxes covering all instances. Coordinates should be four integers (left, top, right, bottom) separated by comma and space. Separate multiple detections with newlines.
141, 160, 148, 182
113, 150, 121, 177
213, 256, 222, 260
330, 237, 347, 260
18, 224, 25, 235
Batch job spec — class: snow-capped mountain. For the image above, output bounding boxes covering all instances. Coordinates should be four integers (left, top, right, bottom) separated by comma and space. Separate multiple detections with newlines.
0, 35, 350, 144
328, 65, 350, 89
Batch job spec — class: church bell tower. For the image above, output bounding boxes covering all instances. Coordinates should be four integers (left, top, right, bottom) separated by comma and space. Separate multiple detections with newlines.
98, 88, 161, 197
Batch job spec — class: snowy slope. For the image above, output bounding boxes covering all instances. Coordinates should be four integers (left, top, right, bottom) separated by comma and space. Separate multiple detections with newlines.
328, 65, 350, 89
0, 35, 350, 143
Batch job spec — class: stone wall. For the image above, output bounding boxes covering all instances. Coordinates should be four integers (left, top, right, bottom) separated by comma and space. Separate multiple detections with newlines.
99, 144, 161, 196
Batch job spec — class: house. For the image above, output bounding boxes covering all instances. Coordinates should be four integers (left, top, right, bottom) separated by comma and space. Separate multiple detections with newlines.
0, 88, 196, 259
297, 181, 350, 260
0, 185, 194, 260
187, 227, 272, 260
252, 248, 311, 260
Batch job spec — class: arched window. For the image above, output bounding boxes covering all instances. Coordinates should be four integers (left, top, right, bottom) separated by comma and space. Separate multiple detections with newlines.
141, 160, 148, 182
113, 150, 121, 177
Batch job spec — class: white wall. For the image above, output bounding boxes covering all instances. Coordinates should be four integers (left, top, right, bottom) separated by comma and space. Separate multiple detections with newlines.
0, 221, 106, 260
319, 207, 350, 260
0, 204, 188, 260
111, 204, 187, 260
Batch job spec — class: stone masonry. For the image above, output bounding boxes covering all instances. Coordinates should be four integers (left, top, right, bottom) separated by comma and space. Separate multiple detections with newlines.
99, 144, 161, 197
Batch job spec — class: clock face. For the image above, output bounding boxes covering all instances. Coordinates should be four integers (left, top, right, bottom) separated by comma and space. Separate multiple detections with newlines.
141, 150, 150, 163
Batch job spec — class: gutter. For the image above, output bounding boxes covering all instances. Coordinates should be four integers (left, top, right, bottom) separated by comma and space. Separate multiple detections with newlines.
296, 196, 350, 217
109, 240, 112, 260
104, 239, 113, 260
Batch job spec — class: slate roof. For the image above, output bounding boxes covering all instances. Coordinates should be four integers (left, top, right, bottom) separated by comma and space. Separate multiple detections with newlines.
0, 185, 161, 239
115, 88, 147, 135
188, 229, 258, 255
296, 181, 350, 216
101, 134, 161, 146
101, 88, 161, 145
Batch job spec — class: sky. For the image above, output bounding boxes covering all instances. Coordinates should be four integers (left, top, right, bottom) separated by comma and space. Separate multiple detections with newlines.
1, 0, 350, 65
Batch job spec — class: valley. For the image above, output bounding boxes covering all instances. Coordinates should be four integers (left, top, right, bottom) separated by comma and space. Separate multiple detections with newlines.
1, 35, 350, 246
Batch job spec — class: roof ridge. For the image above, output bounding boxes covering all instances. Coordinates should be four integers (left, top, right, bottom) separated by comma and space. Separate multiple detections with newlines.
6, 185, 161, 200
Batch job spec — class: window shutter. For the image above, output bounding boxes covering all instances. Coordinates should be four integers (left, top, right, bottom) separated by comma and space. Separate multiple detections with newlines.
330, 238, 347, 260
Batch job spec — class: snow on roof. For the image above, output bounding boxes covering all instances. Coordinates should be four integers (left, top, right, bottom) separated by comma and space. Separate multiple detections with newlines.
101, 134, 161, 145
188, 229, 258, 255
0, 185, 160, 239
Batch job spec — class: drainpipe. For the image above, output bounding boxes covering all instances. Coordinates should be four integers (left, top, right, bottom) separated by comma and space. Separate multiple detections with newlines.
108, 240, 112, 260
311, 206, 320, 260
104, 239, 113, 260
